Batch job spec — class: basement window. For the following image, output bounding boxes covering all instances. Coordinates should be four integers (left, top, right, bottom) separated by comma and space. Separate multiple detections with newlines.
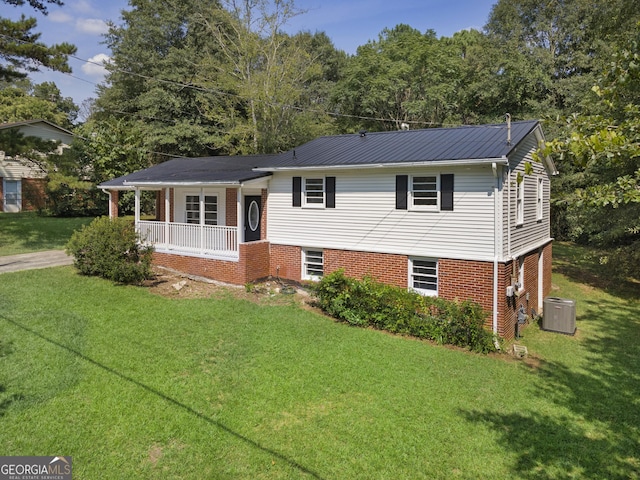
410, 258, 438, 296
303, 249, 324, 281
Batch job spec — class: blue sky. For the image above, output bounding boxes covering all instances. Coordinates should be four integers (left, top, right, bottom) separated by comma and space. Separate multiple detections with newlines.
8, 0, 497, 110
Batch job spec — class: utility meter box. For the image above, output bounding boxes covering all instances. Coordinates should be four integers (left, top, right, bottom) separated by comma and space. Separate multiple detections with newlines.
542, 297, 576, 335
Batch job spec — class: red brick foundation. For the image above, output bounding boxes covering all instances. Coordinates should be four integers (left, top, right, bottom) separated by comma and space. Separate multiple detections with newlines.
153, 240, 270, 285
151, 239, 553, 340
267, 243, 552, 339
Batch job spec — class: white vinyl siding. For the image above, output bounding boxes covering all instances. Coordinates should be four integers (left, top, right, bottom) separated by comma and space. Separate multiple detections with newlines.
502, 130, 553, 257
302, 249, 324, 280
410, 258, 438, 296
268, 165, 497, 262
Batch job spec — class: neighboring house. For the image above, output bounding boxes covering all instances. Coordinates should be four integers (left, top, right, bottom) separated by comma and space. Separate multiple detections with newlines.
0, 119, 74, 212
100, 120, 557, 339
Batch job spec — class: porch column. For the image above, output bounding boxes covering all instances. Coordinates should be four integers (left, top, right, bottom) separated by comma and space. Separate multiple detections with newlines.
134, 188, 140, 225
199, 187, 205, 253
236, 186, 242, 244
109, 190, 119, 218
164, 188, 170, 246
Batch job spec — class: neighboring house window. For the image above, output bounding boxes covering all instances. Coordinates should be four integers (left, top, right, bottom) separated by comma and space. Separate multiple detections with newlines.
3, 180, 20, 206
410, 258, 438, 296
396, 174, 454, 211
537, 177, 544, 221
302, 249, 324, 280
516, 177, 524, 225
292, 176, 336, 208
185, 195, 217, 225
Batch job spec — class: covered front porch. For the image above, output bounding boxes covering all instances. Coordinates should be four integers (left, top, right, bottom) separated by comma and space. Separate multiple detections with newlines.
106, 182, 267, 263
98, 153, 274, 284
137, 220, 239, 260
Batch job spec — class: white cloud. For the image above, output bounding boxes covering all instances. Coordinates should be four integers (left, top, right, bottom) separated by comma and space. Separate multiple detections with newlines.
76, 18, 109, 35
81, 53, 111, 77
49, 11, 74, 23
72, 0, 96, 14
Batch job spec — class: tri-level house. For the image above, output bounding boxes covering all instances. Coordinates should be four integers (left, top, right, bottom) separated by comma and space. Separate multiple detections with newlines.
100, 120, 557, 338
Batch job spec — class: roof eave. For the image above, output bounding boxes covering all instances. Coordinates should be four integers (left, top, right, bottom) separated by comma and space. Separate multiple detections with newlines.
99, 174, 271, 190
254, 157, 510, 172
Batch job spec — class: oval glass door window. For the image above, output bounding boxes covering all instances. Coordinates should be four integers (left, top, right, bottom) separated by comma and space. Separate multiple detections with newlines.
248, 200, 259, 231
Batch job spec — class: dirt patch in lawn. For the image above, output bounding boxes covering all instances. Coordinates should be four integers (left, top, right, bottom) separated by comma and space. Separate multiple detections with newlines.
142, 266, 313, 307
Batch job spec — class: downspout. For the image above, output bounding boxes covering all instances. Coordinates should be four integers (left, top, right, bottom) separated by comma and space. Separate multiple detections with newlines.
507, 163, 512, 258
100, 189, 112, 218
492, 162, 501, 348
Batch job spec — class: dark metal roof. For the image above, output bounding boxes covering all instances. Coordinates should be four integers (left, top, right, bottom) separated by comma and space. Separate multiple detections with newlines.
99, 154, 275, 189
262, 120, 540, 169
100, 120, 543, 189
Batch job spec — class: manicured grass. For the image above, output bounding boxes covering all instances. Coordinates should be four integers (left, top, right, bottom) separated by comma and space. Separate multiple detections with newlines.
0, 212, 94, 256
0, 244, 638, 479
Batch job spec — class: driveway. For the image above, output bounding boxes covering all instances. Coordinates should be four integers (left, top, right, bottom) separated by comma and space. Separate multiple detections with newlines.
0, 250, 73, 274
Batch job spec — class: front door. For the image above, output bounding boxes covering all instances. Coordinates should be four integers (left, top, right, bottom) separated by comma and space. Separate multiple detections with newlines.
244, 195, 261, 242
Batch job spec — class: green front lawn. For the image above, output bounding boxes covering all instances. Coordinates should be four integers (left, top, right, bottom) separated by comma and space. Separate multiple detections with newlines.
0, 244, 638, 479
0, 212, 94, 256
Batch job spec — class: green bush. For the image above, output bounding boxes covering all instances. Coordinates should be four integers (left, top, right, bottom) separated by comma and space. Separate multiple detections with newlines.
66, 216, 154, 284
312, 270, 497, 353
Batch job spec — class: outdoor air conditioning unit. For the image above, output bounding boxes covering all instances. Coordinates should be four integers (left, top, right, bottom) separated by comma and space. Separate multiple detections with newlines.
542, 297, 576, 335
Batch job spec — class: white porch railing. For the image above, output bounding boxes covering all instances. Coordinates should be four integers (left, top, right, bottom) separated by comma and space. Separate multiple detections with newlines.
138, 220, 239, 260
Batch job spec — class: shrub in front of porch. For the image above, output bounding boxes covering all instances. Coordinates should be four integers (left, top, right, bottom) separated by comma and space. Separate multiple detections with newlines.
312, 270, 497, 353
66, 216, 154, 284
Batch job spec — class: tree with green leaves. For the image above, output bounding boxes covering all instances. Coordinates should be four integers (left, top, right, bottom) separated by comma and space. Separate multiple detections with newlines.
0, 78, 77, 126
97, 0, 339, 157
540, 23, 640, 278
332, 25, 465, 132
0, 0, 76, 82
485, 0, 640, 116
97, 0, 224, 161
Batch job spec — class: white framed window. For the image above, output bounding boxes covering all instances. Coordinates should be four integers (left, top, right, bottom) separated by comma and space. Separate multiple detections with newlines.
409, 258, 438, 296
537, 177, 544, 220
411, 175, 438, 210
302, 249, 324, 280
185, 194, 218, 225
3, 180, 20, 206
304, 178, 325, 207
516, 256, 524, 292
516, 177, 524, 225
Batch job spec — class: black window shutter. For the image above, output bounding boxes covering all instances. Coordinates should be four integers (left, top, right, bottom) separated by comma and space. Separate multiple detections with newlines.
441, 174, 454, 211
292, 176, 302, 207
396, 175, 408, 210
326, 176, 336, 208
